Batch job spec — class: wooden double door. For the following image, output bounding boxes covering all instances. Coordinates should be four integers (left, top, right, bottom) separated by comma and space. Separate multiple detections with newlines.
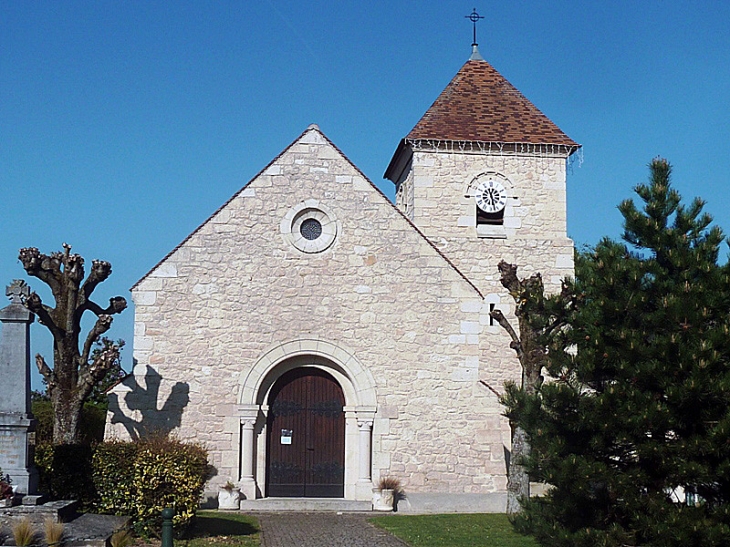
266, 368, 345, 497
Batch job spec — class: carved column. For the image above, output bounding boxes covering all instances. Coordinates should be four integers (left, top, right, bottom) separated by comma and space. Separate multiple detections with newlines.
238, 404, 259, 501
357, 420, 373, 483
0, 280, 38, 495
240, 419, 255, 482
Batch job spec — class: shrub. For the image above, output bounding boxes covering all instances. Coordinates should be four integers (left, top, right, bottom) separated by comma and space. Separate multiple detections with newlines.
34, 443, 97, 509
0, 466, 11, 500
34, 442, 54, 495
93, 436, 208, 537
31, 400, 54, 444
93, 440, 138, 517
378, 476, 402, 493
110, 529, 134, 547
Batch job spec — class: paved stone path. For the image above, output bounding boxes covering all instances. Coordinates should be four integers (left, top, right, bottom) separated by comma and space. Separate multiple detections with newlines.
258, 512, 409, 547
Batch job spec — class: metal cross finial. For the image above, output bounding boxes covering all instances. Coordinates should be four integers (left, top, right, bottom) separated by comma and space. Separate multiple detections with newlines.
465, 8, 484, 47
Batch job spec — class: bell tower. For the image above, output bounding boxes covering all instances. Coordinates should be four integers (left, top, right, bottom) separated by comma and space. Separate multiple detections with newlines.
384, 37, 580, 293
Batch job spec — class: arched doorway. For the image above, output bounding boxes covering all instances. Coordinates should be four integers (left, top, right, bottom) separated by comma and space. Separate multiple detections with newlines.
265, 367, 345, 497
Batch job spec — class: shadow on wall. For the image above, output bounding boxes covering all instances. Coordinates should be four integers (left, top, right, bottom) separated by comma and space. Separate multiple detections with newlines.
107, 365, 190, 440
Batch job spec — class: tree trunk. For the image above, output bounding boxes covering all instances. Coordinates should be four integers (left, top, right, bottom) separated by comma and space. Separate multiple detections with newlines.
50, 390, 83, 445
507, 426, 530, 515
491, 261, 572, 515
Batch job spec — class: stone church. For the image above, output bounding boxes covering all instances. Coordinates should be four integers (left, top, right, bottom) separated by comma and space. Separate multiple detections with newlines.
106, 44, 579, 512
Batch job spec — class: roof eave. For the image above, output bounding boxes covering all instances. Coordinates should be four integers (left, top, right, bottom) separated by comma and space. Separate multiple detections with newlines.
383, 139, 413, 183
403, 138, 581, 157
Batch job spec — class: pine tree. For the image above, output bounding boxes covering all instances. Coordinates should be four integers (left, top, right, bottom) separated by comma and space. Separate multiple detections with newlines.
504, 158, 730, 546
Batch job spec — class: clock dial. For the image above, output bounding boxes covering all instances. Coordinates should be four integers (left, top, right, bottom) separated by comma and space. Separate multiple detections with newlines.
474, 180, 507, 213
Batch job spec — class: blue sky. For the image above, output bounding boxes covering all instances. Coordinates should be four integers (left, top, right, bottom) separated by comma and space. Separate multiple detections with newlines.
2, 2, 729, 386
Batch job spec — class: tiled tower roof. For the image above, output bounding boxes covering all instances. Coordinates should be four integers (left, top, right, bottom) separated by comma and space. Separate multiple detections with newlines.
406, 59, 579, 147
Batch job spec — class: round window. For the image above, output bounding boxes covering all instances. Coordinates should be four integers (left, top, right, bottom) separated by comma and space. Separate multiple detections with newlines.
280, 200, 338, 253
300, 218, 323, 240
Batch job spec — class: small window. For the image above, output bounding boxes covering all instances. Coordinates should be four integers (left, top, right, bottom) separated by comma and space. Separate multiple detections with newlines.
477, 207, 504, 226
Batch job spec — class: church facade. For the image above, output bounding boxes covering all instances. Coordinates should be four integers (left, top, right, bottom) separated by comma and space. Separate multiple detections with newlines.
106, 46, 579, 512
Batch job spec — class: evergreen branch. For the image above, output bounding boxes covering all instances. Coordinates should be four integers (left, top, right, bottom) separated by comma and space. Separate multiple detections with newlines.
479, 380, 502, 398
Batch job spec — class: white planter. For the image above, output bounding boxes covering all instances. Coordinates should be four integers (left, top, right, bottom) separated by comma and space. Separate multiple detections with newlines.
372, 488, 395, 512
218, 488, 241, 510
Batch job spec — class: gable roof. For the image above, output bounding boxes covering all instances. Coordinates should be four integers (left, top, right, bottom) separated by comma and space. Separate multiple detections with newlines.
132, 125, 483, 298
407, 59, 579, 146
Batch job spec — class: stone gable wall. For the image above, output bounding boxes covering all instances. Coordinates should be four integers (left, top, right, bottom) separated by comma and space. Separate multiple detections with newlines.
108, 129, 519, 498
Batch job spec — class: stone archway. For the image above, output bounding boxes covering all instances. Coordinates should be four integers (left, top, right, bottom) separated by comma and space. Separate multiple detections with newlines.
237, 338, 377, 501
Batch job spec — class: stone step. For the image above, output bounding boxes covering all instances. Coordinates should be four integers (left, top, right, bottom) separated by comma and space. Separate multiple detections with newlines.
0, 500, 78, 528
0, 506, 128, 547
239, 498, 371, 512
64, 514, 130, 547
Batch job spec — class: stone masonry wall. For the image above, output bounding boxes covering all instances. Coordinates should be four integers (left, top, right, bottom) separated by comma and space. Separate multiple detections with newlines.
107, 127, 517, 497
406, 149, 575, 294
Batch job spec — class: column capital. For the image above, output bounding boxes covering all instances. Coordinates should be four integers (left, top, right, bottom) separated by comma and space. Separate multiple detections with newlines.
354, 406, 376, 424
237, 404, 260, 423
357, 420, 373, 430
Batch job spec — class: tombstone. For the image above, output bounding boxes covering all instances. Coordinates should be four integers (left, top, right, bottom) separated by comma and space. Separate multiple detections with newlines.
0, 280, 38, 495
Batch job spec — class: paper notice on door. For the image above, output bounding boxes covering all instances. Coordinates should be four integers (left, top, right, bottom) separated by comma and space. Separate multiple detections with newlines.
281, 429, 292, 445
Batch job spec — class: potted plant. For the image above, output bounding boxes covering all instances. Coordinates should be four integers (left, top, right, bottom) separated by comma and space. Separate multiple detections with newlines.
217, 480, 241, 510
372, 476, 402, 512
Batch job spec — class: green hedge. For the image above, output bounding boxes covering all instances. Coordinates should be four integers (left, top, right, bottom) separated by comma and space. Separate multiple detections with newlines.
93, 436, 209, 537
34, 443, 96, 509
92, 440, 137, 516
34, 436, 208, 537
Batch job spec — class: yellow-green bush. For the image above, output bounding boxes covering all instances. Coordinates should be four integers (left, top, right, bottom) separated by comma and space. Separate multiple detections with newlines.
93, 440, 137, 516
93, 436, 208, 537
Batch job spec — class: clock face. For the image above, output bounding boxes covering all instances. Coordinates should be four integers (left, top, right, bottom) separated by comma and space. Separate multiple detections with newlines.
474, 180, 507, 213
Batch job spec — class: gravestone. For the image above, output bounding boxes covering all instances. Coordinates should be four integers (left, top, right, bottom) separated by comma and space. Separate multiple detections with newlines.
0, 280, 38, 495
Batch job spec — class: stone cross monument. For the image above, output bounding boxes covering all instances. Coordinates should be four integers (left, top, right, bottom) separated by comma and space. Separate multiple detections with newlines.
0, 280, 38, 495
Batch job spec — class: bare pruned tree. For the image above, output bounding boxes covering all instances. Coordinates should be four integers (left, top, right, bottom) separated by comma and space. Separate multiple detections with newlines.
19, 244, 127, 444
489, 260, 575, 514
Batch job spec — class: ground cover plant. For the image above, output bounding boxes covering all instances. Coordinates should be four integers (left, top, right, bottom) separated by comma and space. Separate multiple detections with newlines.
371, 514, 537, 547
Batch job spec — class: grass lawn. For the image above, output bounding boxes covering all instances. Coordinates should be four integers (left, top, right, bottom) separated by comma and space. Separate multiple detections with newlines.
370, 513, 538, 547
177, 510, 260, 547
